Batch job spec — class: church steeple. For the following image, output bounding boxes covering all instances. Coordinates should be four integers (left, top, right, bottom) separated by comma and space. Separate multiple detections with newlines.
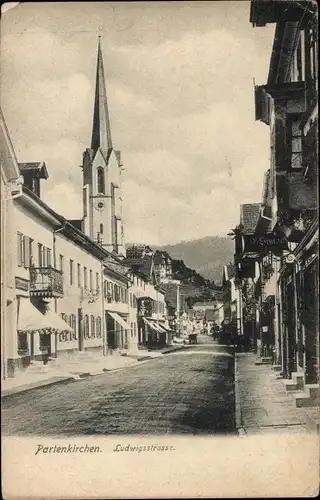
91, 37, 113, 153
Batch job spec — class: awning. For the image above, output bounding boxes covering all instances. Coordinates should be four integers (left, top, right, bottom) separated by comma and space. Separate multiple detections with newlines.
17, 298, 51, 332
17, 299, 74, 334
144, 318, 162, 333
42, 309, 74, 333
155, 323, 167, 333
108, 311, 131, 330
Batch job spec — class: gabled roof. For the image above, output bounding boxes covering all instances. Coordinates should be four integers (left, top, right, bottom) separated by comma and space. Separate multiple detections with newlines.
153, 250, 172, 265
18, 162, 49, 179
102, 256, 131, 281
240, 203, 261, 234
123, 255, 153, 281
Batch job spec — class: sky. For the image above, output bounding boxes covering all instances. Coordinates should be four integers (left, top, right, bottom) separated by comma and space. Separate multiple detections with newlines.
1, 2, 275, 245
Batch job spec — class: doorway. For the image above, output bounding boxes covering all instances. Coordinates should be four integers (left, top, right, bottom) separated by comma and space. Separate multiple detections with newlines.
78, 308, 84, 351
106, 313, 116, 349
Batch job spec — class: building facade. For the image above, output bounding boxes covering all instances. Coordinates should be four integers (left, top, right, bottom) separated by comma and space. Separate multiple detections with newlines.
229, 0, 319, 406
0, 109, 23, 379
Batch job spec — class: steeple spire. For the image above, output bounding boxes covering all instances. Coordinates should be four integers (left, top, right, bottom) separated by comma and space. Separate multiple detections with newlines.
91, 37, 113, 153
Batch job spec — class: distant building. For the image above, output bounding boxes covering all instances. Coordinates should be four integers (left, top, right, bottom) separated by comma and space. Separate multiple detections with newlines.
126, 244, 153, 259
153, 250, 173, 282
222, 263, 242, 340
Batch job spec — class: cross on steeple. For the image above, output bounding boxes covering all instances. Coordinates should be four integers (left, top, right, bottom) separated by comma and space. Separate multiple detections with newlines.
91, 37, 113, 153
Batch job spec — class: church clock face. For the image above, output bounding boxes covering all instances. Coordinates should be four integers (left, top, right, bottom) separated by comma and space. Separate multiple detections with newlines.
95, 200, 105, 211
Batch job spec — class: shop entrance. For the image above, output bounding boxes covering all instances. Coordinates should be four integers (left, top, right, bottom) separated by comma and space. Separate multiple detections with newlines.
106, 313, 116, 349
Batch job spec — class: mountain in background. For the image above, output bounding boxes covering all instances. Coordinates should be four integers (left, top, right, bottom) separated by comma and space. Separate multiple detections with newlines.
156, 236, 234, 285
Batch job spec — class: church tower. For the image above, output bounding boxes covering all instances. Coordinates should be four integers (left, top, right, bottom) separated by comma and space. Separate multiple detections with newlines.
82, 38, 125, 257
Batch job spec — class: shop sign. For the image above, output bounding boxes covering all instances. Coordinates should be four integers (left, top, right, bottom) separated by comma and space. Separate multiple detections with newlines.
243, 233, 288, 255
15, 277, 29, 292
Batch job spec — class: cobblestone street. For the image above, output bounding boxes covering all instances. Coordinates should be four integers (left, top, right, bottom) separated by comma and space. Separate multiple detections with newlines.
2, 340, 236, 436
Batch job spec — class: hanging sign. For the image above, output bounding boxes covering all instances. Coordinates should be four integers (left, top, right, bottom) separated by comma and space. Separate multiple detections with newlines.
243, 232, 288, 256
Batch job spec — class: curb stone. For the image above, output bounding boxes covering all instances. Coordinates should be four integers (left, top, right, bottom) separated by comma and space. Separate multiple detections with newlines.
1, 375, 76, 399
234, 353, 244, 436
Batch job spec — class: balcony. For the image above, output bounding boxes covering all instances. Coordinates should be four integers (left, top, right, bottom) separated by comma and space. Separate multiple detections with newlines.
29, 267, 64, 298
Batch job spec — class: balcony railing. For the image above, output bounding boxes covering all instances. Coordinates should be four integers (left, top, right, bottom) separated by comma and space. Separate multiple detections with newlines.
29, 267, 64, 298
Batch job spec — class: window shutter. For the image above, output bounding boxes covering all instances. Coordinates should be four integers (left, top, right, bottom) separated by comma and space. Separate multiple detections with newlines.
274, 103, 289, 170
24, 237, 30, 268
17, 233, 22, 266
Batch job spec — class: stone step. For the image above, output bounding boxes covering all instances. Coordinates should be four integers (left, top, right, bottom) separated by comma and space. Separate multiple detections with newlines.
305, 384, 320, 400
306, 413, 320, 434
292, 372, 304, 388
283, 380, 301, 392
272, 365, 282, 372
293, 392, 319, 408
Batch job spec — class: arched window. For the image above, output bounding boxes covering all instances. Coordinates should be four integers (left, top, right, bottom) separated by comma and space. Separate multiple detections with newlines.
100, 223, 104, 234
97, 167, 105, 194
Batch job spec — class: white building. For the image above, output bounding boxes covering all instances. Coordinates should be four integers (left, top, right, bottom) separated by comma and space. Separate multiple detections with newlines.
0, 109, 23, 380
0, 40, 170, 379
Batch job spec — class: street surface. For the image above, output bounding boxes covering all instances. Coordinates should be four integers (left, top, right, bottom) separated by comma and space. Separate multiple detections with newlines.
2, 337, 236, 436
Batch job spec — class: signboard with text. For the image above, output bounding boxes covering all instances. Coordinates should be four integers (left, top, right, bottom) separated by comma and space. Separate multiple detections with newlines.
243, 233, 288, 256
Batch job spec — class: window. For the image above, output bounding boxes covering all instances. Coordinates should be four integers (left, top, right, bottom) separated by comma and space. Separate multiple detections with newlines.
38, 243, 43, 267
290, 118, 303, 169
77, 264, 81, 288
84, 267, 88, 289
97, 167, 105, 194
70, 314, 77, 340
131, 322, 134, 337
83, 186, 88, 217
91, 315, 96, 338
84, 314, 89, 338
17, 233, 25, 267
28, 238, 34, 267
70, 260, 74, 286
97, 317, 102, 338
46, 248, 52, 267
130, 293, 133, 308
18, 332, 28, 353
59, 254, 64, 273
89, 270, 93, 291
133, 323, 137, 337
100, 223, 104, 234
96, 272, 100, 293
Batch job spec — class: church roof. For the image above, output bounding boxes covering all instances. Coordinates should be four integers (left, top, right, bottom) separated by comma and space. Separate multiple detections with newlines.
91, 38, 113, 155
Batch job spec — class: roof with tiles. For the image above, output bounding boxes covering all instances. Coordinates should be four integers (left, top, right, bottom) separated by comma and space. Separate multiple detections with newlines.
103, 258, 130, 278
240, 203, 261, 234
